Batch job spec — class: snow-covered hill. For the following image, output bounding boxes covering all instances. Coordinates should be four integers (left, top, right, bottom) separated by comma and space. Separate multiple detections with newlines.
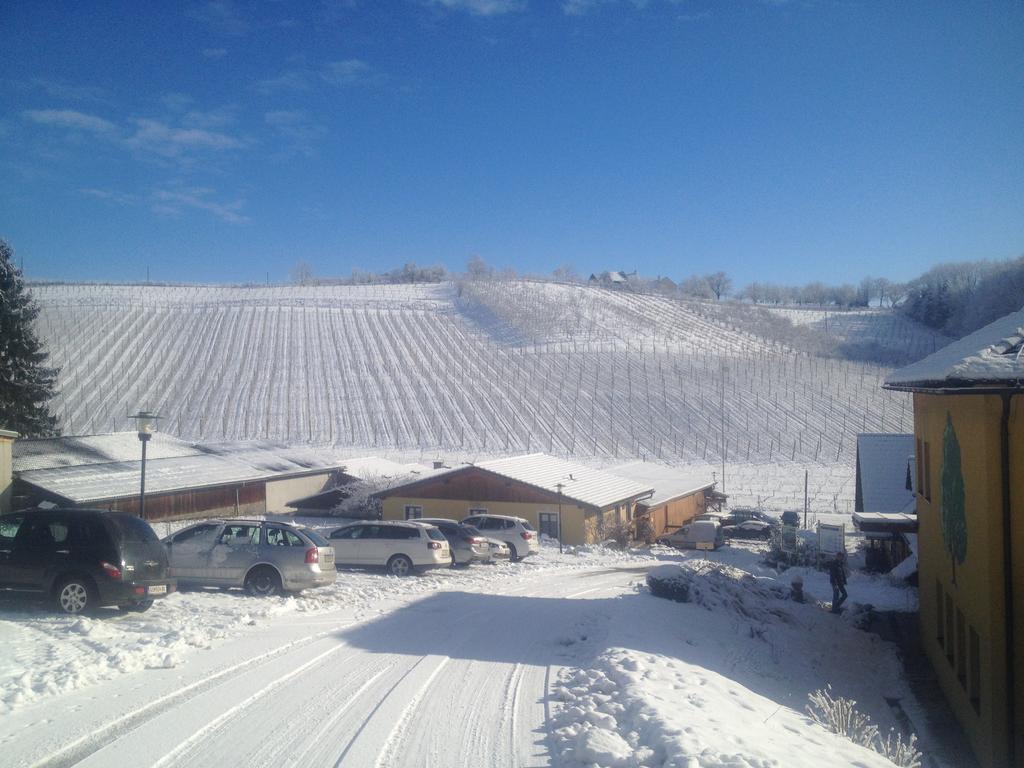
32, 280, 929, 508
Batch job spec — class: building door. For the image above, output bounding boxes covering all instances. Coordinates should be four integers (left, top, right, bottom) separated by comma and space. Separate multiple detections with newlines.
538, 512, 559, 541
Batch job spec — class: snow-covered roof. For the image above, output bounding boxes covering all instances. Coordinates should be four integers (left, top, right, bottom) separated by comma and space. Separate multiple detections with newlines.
377, 454, 653, 509
610, 462, 714, 507
13, 432, 201, 472
475, 454, 653, 509
852, 511, 918, 534
17, 448, 350, 505
12, 435, 421, 504
885, 306, 1024, 389
856, 434, 916, 513
338, 456, 432, 480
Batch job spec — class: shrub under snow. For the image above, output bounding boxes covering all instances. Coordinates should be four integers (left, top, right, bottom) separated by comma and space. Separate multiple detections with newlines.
806, 685, 922, 768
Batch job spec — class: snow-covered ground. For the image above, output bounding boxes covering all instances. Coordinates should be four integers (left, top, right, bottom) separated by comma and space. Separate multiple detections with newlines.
0, 539, 925, 767
31, 281, 914, 484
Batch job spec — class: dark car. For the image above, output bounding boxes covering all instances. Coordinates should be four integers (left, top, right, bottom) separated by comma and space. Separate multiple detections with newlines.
728, 508, 779, 527
0, 509, 176, 614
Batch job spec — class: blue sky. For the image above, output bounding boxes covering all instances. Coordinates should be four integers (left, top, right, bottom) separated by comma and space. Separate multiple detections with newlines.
2, 0, 1022, 287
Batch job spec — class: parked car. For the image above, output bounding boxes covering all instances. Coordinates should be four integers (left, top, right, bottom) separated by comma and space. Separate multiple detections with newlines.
417, 518, 491, 566
461, 514, 539, 561
721, 519, 773, 540
727, 508, 779, 527
485, 538, 511, 561
163, 519, 336, 596
0, 508, 176, 614
328, 521, 451, 576
655, 519, 725, 550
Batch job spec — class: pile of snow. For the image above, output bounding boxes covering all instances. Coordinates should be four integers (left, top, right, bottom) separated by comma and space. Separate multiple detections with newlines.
553, 648, 898, 768
551, 550, 918, 767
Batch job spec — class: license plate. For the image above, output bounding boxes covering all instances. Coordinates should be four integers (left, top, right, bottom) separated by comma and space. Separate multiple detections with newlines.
148, 585, 167, 596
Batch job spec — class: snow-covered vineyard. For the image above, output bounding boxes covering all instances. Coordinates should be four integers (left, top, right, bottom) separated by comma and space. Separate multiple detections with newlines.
32, 280, 931, 505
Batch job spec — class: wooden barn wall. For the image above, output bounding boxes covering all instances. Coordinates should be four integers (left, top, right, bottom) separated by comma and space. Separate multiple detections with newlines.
104, 483, 266, 521
643, 491, 705, 536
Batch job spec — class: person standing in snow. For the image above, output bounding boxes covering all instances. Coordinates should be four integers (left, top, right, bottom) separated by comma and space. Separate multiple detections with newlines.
828, 551, 848, 613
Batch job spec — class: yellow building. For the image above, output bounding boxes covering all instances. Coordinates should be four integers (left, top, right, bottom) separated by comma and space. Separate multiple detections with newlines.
885, 309, 1023, 768
374, 453, 654, 546
0, 429, 18, 514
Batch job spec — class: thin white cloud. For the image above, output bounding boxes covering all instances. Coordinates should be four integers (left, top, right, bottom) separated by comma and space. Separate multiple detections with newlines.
264, 110, 328, 157
320, 59, 376, 87
187, 1, 251, 35
126, 118, 246, 157
10, 77, 106, 102
152, 187, 249, 224
428, 0, 526, 14
22, 109, 118, 135
254, 70, 311, 94
78, 187, 138, 205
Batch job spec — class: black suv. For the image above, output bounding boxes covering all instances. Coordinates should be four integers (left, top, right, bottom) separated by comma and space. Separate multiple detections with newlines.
0, 509, 176, 614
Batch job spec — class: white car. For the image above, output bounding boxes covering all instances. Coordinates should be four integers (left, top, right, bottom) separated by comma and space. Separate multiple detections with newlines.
327, 521, 451, 576
461, 514, 539, 561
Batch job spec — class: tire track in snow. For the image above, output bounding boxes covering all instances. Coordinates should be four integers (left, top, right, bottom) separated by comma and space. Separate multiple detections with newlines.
150, 643, 354, 768
370, 657, 450, 768
31, 623, 354, 768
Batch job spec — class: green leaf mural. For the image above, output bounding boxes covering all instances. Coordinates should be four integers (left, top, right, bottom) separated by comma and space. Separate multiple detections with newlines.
940, 413, 968, 584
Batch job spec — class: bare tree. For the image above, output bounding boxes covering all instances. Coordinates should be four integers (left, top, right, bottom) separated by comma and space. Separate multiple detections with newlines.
290, 260, 314, 285
704, 271, 732, 301
680, 274, 713, 299
466, 254, 493, 280
552, 264, 581, 283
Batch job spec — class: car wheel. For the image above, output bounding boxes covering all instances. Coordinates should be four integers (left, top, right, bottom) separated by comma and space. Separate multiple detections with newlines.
507, 543, 519, 562
387, 555, 413, 577
119, 600, 154, 613
55, 577, 96, 615
245, 567, 282, 597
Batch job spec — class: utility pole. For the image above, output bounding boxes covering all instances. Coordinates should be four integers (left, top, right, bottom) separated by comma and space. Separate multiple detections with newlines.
720, 360, 727, 494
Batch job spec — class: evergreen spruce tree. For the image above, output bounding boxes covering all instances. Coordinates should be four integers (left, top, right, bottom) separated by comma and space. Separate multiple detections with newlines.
0, 239, 59, 436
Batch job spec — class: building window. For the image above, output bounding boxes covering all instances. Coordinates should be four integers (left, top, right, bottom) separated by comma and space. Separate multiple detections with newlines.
468, 507, 487, 516
935, 581, 944, 646
969, 626, 981, 714
922, 441, 932, 501
945, 594, 955, 666
538, 512, 559, 540
956, 609, 967, 688
404, 505, 422, 520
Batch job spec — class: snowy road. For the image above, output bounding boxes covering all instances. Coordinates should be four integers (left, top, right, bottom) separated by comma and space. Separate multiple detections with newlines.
3, 564, 648, 768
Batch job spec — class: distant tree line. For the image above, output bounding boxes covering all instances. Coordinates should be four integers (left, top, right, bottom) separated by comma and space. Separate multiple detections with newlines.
291, 251, 1024, 340
899, 255, 1024, 336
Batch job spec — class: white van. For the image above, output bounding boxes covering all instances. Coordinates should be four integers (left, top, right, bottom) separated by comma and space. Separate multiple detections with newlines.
656, 519, 725, 550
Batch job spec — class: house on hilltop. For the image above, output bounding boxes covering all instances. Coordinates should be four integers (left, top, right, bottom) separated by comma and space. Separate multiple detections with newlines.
588, 270, 637, 288
884, 307, 1024, 768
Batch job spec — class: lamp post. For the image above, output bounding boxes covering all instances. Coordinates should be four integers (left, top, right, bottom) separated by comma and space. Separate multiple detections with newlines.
555, 482, 564, 555
130, 411, 161, 518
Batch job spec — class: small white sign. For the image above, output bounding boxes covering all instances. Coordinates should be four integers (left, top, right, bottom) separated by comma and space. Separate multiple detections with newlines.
696, 541, 715, 551
818, 523, 846, 555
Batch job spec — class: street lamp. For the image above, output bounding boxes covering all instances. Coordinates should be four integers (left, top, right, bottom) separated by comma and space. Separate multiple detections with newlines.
555, 482, 564, 555
130, 411, 161, 518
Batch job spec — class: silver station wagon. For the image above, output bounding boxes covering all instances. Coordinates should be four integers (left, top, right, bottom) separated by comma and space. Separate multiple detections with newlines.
163, 519, 336, 596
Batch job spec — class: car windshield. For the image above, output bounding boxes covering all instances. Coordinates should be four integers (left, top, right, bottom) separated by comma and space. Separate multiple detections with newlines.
520, 520, 535, 531
463, 525, 484, 537
109, 514, 160, 543
301, 528, 330, 547
425, 527, 446, 541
